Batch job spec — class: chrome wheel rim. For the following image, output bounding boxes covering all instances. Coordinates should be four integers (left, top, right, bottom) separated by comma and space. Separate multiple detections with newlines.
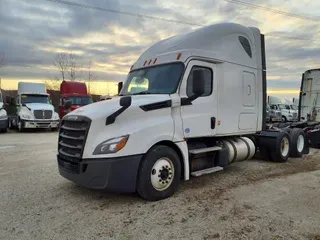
150, 157, 174, 191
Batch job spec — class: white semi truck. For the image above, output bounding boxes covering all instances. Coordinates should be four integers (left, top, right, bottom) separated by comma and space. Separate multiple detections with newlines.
268, 96, 298, 122
8, 82, 60, 131
57, 23, 309, 201
297, 69, 320, 147
0, 89, 9, 133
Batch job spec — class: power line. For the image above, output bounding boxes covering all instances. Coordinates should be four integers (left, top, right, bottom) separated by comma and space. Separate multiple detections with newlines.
266, 34, 319, 42
43, 0, 318, 42
223, 0, 320, 22
43, 0, 201, 26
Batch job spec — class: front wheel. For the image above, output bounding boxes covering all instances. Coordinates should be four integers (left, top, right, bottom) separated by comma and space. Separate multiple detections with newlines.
17, 119, 24, 132
137, 145, 181, 201
282, 116, 287, 122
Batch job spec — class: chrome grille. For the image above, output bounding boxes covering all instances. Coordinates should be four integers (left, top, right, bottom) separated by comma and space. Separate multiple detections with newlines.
58, 116, 91, 163
34, 110, 52, 119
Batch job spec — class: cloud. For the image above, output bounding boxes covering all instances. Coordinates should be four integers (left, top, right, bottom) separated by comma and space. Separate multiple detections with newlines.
0, 0, 320, 96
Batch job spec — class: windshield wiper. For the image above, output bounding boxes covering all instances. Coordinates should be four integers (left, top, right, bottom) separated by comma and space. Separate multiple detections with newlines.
131, 91, 153, 95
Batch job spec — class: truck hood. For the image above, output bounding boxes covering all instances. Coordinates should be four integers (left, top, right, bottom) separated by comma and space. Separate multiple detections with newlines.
25, 103, 54, 111
68, 94, 171, 120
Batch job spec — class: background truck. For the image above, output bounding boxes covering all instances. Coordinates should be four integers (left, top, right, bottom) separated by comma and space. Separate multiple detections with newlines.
266, 103, 282, 122
59, 80, 93, 119
7, 82, 60, 132
0, 89, 9, 133
57, 22, 309, 201
268, 96, 298, 122
295, 69, 320, 147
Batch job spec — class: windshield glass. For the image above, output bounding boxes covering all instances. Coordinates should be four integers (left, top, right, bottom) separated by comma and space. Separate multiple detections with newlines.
66, 96, 93, 106
290, 105, 298, 110
21, 94, 49, 104
0, 93, 2, 103
120, 63, 184, 96
279, 104, 290, 110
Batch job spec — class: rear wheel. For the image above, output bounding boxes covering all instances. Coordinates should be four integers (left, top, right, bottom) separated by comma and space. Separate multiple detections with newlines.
137, 145, 181, 201
289, 128, 306, 157
270, 132, 291, 162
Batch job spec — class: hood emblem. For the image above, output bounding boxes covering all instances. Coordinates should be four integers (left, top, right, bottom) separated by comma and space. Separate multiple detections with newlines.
42, 109, 45, 119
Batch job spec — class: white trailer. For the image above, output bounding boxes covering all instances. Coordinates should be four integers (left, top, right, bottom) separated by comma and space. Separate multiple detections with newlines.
8, 82, 60, 131
0, 89, 9, 133
57, 23, 309, 201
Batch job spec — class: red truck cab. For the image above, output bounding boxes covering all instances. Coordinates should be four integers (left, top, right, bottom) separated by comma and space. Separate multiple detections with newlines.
59, 80, 93, 119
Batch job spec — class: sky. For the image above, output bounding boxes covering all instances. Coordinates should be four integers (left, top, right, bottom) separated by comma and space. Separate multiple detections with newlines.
0, 0, 319, 98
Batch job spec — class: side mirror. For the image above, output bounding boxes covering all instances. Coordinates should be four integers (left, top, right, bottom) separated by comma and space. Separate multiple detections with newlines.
120, 96, 131, 108
64, 100, 72, 110
118, 82, 123, 94
192, 69, 205, 97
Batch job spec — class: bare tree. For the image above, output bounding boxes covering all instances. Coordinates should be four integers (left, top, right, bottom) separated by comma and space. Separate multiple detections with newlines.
87, 60, 95, 94
0, 52, 4, 67
54, 53, 68, 81
69, 53, 77, 81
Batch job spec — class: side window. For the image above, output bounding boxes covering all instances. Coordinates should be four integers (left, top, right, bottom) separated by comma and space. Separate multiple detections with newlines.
238, 36, 252, 58
187, 66, 213, 97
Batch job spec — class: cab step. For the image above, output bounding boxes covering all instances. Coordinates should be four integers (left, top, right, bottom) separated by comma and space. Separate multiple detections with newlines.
189, 146, 222, 155
190, 166, 224, 177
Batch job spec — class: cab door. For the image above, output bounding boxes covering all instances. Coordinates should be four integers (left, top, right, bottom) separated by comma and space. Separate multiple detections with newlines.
179, 60, 217, 138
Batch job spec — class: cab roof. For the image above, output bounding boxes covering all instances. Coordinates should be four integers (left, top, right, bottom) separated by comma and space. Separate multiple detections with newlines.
131, 22, 260, 71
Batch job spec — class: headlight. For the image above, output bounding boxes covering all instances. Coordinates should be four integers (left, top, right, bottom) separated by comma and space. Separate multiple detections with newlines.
0, 114, 7, 120
93, 135, 129, 155
54, 113, 60, 120
21, 114, 31, 120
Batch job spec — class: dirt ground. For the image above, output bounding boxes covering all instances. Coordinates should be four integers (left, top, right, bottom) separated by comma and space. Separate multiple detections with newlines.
0, 131, 320, 240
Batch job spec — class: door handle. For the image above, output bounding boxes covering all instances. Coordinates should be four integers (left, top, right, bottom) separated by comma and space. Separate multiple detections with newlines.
211, 117, 216, 129
248, 85, 251, 95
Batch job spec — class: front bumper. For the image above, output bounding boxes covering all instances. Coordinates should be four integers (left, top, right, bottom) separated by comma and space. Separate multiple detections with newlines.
271, 117, 282, 122
21, 119, 59, 129
0, 118, 9, 129
57, 154, 143, 193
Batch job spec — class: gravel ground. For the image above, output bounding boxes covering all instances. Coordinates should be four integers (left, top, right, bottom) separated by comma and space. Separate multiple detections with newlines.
1, 131, 320, 240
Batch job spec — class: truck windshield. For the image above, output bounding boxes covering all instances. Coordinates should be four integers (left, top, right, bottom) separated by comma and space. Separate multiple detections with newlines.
67, 96, 93, 106
0, 94, 2, 103
21, 94, 49, 104
290, 105, 298, 110
279, 104, 290, 110
120, 63, 184, 96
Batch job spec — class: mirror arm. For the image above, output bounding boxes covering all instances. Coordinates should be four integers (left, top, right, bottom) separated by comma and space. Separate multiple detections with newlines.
181, 94, 199, 106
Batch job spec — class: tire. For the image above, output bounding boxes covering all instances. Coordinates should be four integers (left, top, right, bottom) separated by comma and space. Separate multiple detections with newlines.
282, 116, 287, 123
137, 145, 181, 201
270, 132, 291, 162
289, 128, 306, 157
17, 118, 24, 132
